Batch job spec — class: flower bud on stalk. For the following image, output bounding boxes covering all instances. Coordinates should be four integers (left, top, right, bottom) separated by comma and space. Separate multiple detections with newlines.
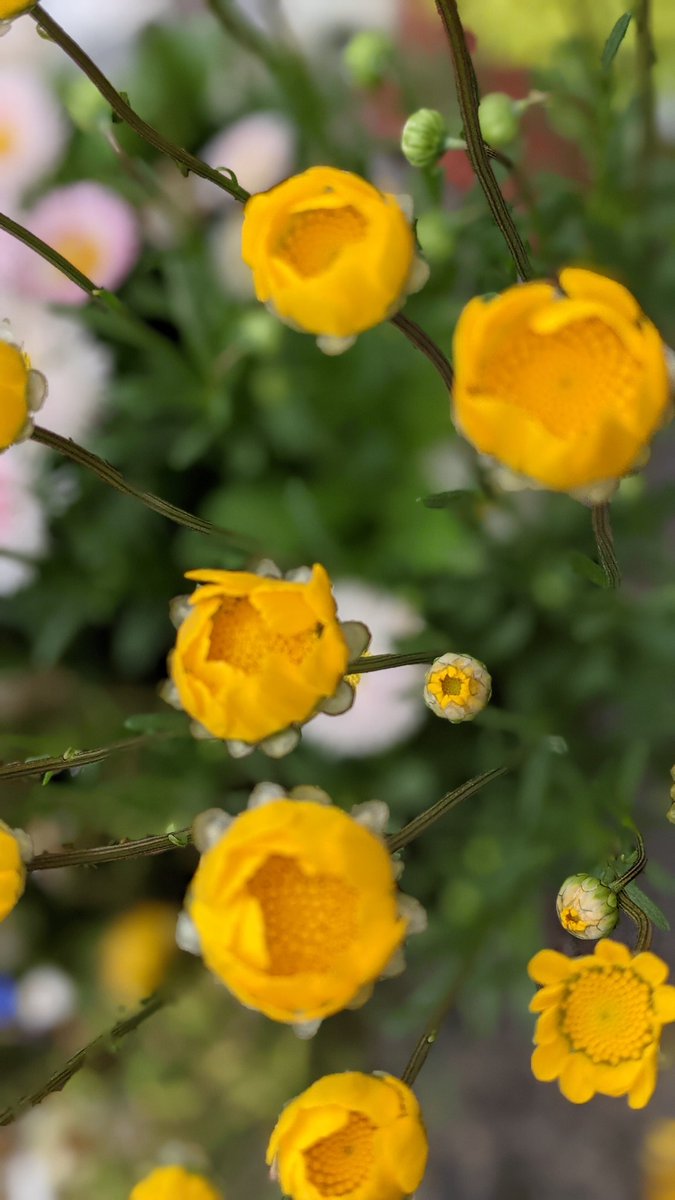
401, 109, 449, 169
343, 31, 394, 89
556, 873, 618, 940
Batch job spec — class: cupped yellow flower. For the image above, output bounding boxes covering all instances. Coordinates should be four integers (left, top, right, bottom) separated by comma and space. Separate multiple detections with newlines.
0, 335, 43, 451
529, 939, 675, 1108
99, 901, 179, 1005
129, 1165, 223, 1200
423, 651, 491, 722
452, 268, 671, 496
168, 564, 350, 747
0, 0, 34, 19
0, 821, 28, 922
267, 1071, 428, 1200
187, 799, 407, 1023
242, 166, 418, 341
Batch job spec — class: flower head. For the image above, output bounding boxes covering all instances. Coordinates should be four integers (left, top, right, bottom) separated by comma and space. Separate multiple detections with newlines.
267, 1071, 428, 1200
129, 1165, 223, 1200
194, 111, 295, 213
528, 939, 675, 1107
0, 820, 31, 922
184, 792, 410, 1024
165, 562, 369, 756
556, 873, 618, 940
452, 268, 671, 499
423, 651, 491, 722
242, 166, 425, 348
0, 68, 67, 203
0, 323, 47, 451
99, 901, 179, 1005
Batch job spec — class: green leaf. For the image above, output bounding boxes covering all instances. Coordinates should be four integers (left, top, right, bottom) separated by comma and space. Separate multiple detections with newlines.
419, 489, 482, 511
569, 551, 610, 589
623, 881, 671, 931
601, 13, 632, 69
123, 712, 190, 735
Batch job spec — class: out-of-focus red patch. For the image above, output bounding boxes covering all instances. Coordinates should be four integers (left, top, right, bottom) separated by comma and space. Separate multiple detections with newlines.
400, 0, 477, 55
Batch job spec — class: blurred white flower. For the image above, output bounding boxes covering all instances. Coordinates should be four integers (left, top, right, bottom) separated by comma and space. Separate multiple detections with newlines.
37, 0, 175, 64
279, 0, 400, 45
210, 209, 255, 300
303, 580, 426, 758
0, 452, 46, 596
17, 964, 78, 1034
4, 1151, 56, 1200
193, 111, 295, 211
0, 68, 67, 205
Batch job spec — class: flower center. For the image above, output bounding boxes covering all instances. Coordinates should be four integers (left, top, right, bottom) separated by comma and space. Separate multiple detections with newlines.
207, 597, 321, 674
477, 316, 641, 438
561, 966, 655, 1065
0, 124, 15, 157
54, 233, 102, 280
427, 665, 475, 709
560, 906, 588, 934
247, 854, 358, 975
303, 1112, 376, 1197
275, 205, 368, 278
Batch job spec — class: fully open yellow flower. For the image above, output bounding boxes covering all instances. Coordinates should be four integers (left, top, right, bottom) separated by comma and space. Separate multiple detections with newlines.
452, 268, 671, 496
0, 332, 46, 451
187, 798, 407, 1023
267, 1071, 428, 1200
129, 1165, 223, 1200
168, 564, 350, 748
99, 901, 179, 1005
529, 939, 675, 1108
242, 166, 420, 343
0, 821, 29, 922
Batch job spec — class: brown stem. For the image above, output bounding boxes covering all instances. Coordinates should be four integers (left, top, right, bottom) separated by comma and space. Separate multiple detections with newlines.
618, 890, 653, 953
391, 313, 454, 390
27, 830, 192, 872
591, 502, 621, 589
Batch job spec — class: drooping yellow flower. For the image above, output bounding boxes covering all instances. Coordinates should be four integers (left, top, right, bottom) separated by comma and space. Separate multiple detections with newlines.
529, 939, 675, 1108
423, 651, 491, 722
267, 1071, 428, 1200
99, 901, 179, 1006
0, 329, 47, 451
0, 820, 30, 922
452, 268, 671, 498
129, 1165, 223, 1200
165, 563, 369, 755
241, 166, 425, 347
186, 797, 408, 1024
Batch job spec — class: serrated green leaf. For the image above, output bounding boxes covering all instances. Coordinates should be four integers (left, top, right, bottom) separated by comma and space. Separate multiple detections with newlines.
601, 13, 632, 69
123, 712, 189, 735
623, 881, 670, 931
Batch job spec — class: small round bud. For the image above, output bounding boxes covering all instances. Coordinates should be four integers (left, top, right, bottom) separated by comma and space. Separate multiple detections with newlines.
478, 92, 520, 148
342, 31, 393, 89
415, 211, 457, 264
401, 109, 449, 169
423, 652, 491, 723
556, 873, 618, 940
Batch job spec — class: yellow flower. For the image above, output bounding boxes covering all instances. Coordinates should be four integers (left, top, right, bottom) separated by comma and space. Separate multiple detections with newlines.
99, 901, 179, 1005
129, 1165, 223, 1200
267, 1071, 428, 1200
452, 268, 671, 498
186, 796, 408, 1024
423, 652, 491, 722
0, 0, 34, 20
0, 820, 30, 922
165, 562, 369, 755
0, 328, 47, 451
241, 166, 425, 347
641, 1119, 675, 1200
528, 939, 675, 1108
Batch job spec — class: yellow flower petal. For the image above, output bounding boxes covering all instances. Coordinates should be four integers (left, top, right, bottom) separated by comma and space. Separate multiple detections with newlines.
0, 342, 30, 452
129, 1166, 223, 1200
632, 951, 670, 988
593, 938, 632, 966
527, 949, 573, 985
559, 267, 641, 323
628, 1053, 659, 1110
559, 1055, 596, 1104
531, 1040, 568, 1082
533, 1005, 561, 1046
654, 985, 675, 1024
529, 983, 565, 1013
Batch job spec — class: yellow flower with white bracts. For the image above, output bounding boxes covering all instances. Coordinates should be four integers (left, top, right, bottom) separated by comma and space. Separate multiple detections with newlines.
129, 1165, 223, 1200
452, 268, 672, 501
267, 1071, 428, 1200
163, 560, 370, 758
423, 652, 491, 722
241, 166, 427, 353
178, 785, 425, 1030
0, 820, 32, 922
529, 939, 675, 1108
0, 324, 47, 451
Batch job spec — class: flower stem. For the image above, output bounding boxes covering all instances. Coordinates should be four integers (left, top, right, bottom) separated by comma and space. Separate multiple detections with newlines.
591, 502, 621, 589
618, 889, 653, 952
31, 5, 249, 203
610, 830, 646, 893
387, 764, 510, 854
390, 314, 454, 390
347, 650, 444, 675
0, 733, 181, 784
27, 829, 192, 872
0, 992, 167, 1127
433, 0, 533, 280
401, 952, 479, 1086
30, 425, 253, 546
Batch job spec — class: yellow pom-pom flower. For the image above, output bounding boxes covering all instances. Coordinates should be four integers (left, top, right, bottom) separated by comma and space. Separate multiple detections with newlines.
129, 1165, 223, 1200
164, 561, 370, 758
0, 820, 31, 922
182, 789, 419, 1027
423, 651, 491, 722
528, 939, 675, 1108
99, 901, 179, 1006
241, 166, 427, 352
0, 326, 47, 451
267, 1071, 428, 1200
452, 268, 672, 500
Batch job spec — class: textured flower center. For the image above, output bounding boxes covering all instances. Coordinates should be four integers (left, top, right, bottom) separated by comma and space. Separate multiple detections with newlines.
477, 317, 640, 438
560, 906, 588, 934
55, 233, 102, 280
207, 597, 321, 673
303, 1112, 376, 1197
247, 854, 358, 975
427, 665, 475, 709
561, 966, 654, 1064
0, 125, 15, 157
275, 205, 368, 278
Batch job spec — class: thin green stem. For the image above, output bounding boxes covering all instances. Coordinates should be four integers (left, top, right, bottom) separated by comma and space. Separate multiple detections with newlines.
634, 0, 657, 178
0, 734, 177, 784
390, 314, 454, 390
591, 502, 621, 589
433, 0, 533, 279
28, 829, 192, 872
618, 890, 653, 952
348, 650, 443, 675
387, 765, 510, 854
31, 5, 249, 203
610, 831, 646, 893
400, 954, 477, 1086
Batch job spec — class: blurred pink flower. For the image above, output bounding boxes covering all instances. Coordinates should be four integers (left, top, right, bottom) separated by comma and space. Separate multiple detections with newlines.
303, 580, 427, 758
0, 453, 46, 596
0, 69, 67, 205
194, 111, 295, 211
12, 182, 141, 305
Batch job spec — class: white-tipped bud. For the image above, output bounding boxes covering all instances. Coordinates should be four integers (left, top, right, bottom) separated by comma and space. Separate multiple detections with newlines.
423, 652, 491, 722
556, 873, 619, 940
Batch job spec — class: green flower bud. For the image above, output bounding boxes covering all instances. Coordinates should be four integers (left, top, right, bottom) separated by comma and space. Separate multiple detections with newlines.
342, 31, 393, 89
401, 109, 448, 170
478, 92, 520, 148
556, 873, 618, 940
415, 212, 457, 264
63, 76, 111, 134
